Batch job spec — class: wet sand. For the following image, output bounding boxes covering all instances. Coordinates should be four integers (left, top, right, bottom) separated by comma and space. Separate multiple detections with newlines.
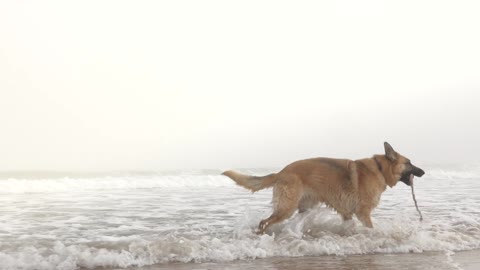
97, 249, 480, 270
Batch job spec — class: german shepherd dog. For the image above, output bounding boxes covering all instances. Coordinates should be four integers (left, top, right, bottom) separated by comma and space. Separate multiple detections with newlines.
222, 142, 425, 234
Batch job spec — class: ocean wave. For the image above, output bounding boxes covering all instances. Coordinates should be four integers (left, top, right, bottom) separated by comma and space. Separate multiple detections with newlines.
1, 166, 479, 269
0, 175, 233, 194
1, 165, 479, 194
1, 208, 479, 270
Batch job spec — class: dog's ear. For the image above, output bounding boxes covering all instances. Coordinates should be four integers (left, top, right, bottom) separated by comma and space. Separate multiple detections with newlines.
384, 142, 398, 161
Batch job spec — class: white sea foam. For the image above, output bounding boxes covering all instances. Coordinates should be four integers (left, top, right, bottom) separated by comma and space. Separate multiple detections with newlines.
0, 166, 479, 269
0, 208, 479, 269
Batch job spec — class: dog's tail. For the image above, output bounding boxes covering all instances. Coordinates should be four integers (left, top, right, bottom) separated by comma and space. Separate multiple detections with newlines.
222, 170, 277, 192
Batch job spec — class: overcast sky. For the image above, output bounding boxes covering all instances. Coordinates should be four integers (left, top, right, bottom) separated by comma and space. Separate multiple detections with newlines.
1, 1, 479, 171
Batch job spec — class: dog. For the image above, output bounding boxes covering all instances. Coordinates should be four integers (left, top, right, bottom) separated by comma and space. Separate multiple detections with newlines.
222, 142, 425, 234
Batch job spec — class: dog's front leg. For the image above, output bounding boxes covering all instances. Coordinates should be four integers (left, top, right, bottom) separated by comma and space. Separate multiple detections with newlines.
356, 208, 373, 228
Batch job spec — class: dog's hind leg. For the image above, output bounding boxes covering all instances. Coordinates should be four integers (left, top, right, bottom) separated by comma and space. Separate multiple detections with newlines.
341, 213, 353, 221
257, 175, 302, 234
298, 196, 317, 214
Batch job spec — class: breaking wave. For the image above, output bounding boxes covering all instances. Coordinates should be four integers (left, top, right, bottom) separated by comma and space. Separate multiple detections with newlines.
0, 174, 231, 194
1, 207, 479, 269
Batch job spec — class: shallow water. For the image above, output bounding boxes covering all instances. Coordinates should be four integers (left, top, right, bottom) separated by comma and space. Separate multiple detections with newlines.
0, 166, 479, 269
139, 250, 480, 270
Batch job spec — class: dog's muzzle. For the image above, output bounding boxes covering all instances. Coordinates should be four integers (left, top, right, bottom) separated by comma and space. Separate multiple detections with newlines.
412, 165, 425, 177
400, 165, 425, 186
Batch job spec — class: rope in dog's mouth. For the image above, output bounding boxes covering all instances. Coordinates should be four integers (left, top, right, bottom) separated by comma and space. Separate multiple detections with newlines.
410, 174, 423, 221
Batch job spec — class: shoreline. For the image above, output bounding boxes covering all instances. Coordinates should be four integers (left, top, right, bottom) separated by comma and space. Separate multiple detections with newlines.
92, 249, 480, 270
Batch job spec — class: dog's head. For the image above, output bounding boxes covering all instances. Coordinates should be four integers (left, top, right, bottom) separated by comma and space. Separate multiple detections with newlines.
381, 142, 425, 186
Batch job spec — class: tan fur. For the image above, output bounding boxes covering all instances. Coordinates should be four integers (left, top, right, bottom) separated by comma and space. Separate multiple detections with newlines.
223, 143, 422, 234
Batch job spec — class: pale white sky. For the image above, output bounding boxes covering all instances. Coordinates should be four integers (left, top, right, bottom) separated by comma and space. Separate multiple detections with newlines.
1, 1, 479, 171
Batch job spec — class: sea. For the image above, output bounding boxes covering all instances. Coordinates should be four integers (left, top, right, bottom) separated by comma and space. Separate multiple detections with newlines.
0, 165, 479, 270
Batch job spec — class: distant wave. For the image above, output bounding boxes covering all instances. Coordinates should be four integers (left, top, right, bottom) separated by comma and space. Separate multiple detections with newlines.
0, 175, 234, 194
427, 165, 480, 180
0, 165, 479, 194
0, 165, 478, 194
